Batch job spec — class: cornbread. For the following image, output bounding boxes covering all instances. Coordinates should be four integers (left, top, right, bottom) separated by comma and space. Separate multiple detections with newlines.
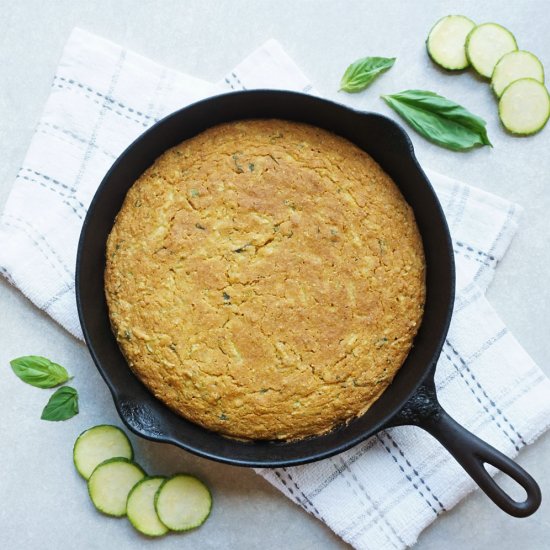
105, 120, 425, 440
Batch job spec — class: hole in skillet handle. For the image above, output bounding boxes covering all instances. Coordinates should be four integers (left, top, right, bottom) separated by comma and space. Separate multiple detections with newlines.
389, 379, 541, 518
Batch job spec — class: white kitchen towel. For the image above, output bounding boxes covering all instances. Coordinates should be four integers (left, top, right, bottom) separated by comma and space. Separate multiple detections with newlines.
1, 28, 549, 550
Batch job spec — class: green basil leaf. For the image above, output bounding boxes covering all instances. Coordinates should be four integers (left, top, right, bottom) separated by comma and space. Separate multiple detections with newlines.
10, 355, 70, 388
41, 386, 79, 421
340, 56, 396, 93
382, 90, 492, 151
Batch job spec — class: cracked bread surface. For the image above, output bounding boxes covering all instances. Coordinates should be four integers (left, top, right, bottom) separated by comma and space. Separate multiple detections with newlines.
105, 119, 425, 440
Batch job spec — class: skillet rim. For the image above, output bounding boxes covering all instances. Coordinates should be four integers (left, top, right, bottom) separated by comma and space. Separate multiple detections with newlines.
75, 89, 455, 467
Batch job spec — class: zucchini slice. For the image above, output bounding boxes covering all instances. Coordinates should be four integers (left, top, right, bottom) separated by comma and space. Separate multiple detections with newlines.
87, 458, 145, 517
466, 23, 518, 78
73, 424, 133, 480
498, 78, 550, 135
127, 477, 169, 537
155, 474, 212, 531
427, 15, 476, 70
492, 50, 545, 97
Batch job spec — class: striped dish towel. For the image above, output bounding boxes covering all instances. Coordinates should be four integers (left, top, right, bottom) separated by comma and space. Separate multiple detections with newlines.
1, 28, 549, 549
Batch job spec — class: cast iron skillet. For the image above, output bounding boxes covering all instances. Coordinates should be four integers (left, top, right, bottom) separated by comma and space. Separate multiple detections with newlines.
76, 90, 541, 517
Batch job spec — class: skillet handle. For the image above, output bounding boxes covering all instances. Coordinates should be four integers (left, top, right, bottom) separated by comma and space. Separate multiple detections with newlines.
394, 381, 541, 517
421, 406, 541, 517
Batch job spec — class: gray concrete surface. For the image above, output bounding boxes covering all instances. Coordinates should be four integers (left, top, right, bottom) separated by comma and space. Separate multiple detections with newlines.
1, 1, 549, 548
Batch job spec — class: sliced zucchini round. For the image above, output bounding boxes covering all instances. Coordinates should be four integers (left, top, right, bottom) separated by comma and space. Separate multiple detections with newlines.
498, 78, 550, 135
427, 15, 476, 70
127, 477, 169, 537
466, 23, 518, 78
155, 474, 212, 531
73, 424, 133, 480
492, 50, 545, 97
87, 458, 145, 517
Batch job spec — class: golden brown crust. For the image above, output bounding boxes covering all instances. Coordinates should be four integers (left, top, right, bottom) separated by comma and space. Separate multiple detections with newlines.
105, 120, 425, 440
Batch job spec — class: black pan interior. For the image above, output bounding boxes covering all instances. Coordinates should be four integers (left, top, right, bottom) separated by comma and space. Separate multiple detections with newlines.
76, 90, 455, 466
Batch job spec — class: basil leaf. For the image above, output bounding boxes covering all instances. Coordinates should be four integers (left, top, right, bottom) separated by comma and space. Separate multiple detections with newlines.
10, 355, 70, 388
41, 386, 79, 421
340, 56, 396, 93
382, 90, 492, 151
